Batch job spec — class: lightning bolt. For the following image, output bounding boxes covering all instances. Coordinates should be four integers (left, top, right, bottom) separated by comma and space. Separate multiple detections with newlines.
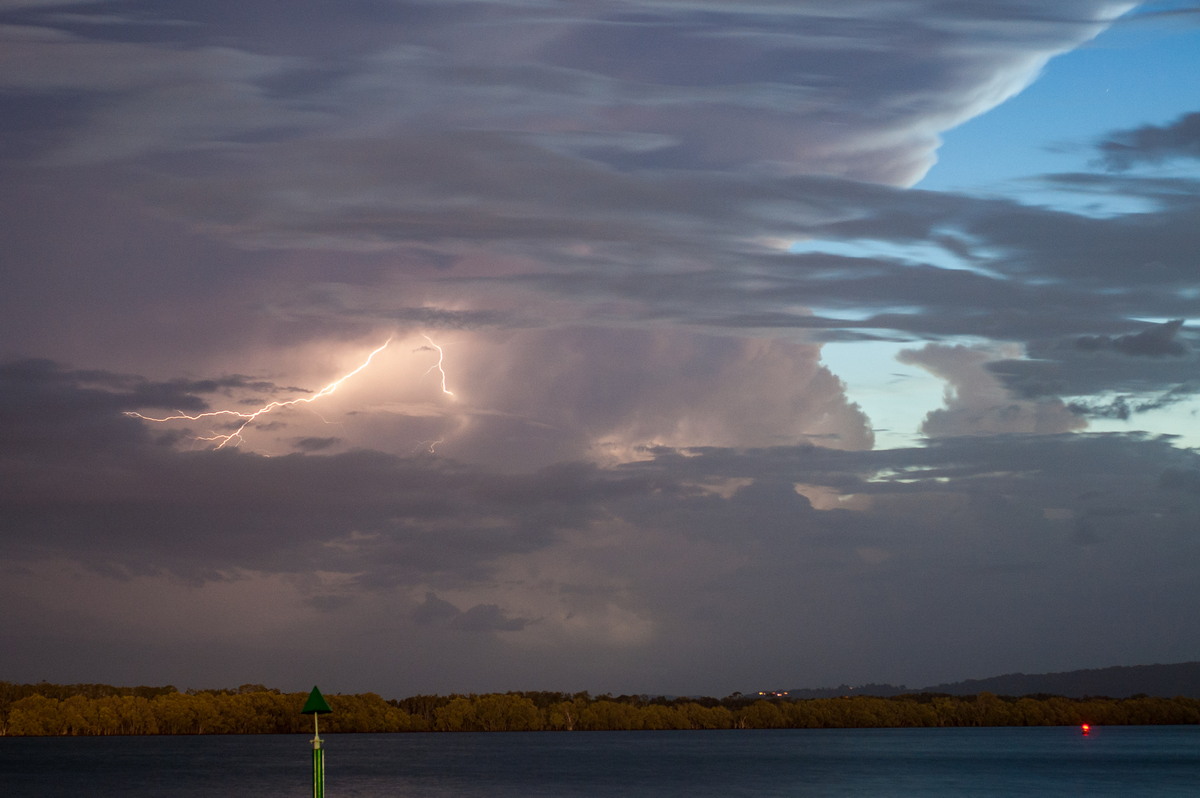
126, 338, 393, 449
421, 335, 455, 397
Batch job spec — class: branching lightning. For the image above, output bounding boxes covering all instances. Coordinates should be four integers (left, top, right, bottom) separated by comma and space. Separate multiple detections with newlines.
125, 338, 394, 449
420, 335, 455, 397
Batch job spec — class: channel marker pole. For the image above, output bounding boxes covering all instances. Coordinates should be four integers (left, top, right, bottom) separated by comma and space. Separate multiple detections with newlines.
302, 686, 333, 798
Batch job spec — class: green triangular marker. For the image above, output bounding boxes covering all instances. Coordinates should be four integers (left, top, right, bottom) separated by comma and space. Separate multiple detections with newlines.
303, 686, 331, 798
302, 685, 333, 715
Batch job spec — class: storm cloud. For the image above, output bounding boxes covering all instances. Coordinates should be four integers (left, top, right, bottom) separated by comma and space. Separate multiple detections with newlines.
2, 0, 1199, 697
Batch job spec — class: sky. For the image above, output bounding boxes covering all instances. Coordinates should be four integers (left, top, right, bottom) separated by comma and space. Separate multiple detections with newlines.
2, 0, 1200, 699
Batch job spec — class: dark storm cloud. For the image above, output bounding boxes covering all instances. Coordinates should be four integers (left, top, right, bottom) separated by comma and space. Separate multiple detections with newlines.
0, 358, 325, 455
10, 349, 1197, 544
499, 245, 1127, 342
609, 433, 1200, 684
797, 179, 1200, 296
1076, 319, 1190, 357
3, 444, 603, 584
0, 359, 203, 452
0, 0, 1125, 182
1047, 167, 1200, 190
794, 191, 1200, 347
1098, 111, 1200, 170
293, 436, 340, 452
464, 178, 1194, 353
0, 0, 1168, 364
412, 592, 462, 627
1160, 466, 1200, 494
0, 358, 665, 583
1066, 386, 1196, 421
450, 602, 532, 633
2, 0, 1114, 174
13, 352, 1192, 583
6, 350, 1200, 691
985, 320, 1198, 405
120, 138, 1186, 353
620, 434, 1200, 551
4, 0, 1200, 695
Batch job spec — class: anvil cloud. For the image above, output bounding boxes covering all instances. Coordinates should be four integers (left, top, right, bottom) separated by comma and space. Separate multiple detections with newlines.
2, 0, 1199, 697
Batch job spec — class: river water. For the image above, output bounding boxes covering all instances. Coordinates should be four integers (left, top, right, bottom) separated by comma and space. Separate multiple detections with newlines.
4, 725, 1199, 796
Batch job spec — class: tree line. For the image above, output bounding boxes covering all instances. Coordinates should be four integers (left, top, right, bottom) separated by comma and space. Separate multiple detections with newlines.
0, 683, 410, 737
3, 682, 1199, 736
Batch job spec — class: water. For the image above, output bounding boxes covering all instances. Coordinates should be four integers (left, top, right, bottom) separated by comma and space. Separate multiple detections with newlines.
3, 726, 1199, 797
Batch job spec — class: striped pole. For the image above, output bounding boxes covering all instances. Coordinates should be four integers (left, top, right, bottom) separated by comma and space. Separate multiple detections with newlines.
312, 711, 324, 798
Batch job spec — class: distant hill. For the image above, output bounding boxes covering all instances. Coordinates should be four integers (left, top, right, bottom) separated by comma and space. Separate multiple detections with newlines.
920, 662, 1200, 698
778, 683, 910, 699
777, 662, 1200, 699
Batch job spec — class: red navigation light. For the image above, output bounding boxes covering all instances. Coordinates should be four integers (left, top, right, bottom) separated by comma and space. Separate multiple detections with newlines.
1081, 724, 1091, 735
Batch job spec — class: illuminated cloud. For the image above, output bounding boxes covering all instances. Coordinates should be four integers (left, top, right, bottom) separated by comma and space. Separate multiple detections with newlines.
898, 344, 1087, 437
444, 327, 874, 469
